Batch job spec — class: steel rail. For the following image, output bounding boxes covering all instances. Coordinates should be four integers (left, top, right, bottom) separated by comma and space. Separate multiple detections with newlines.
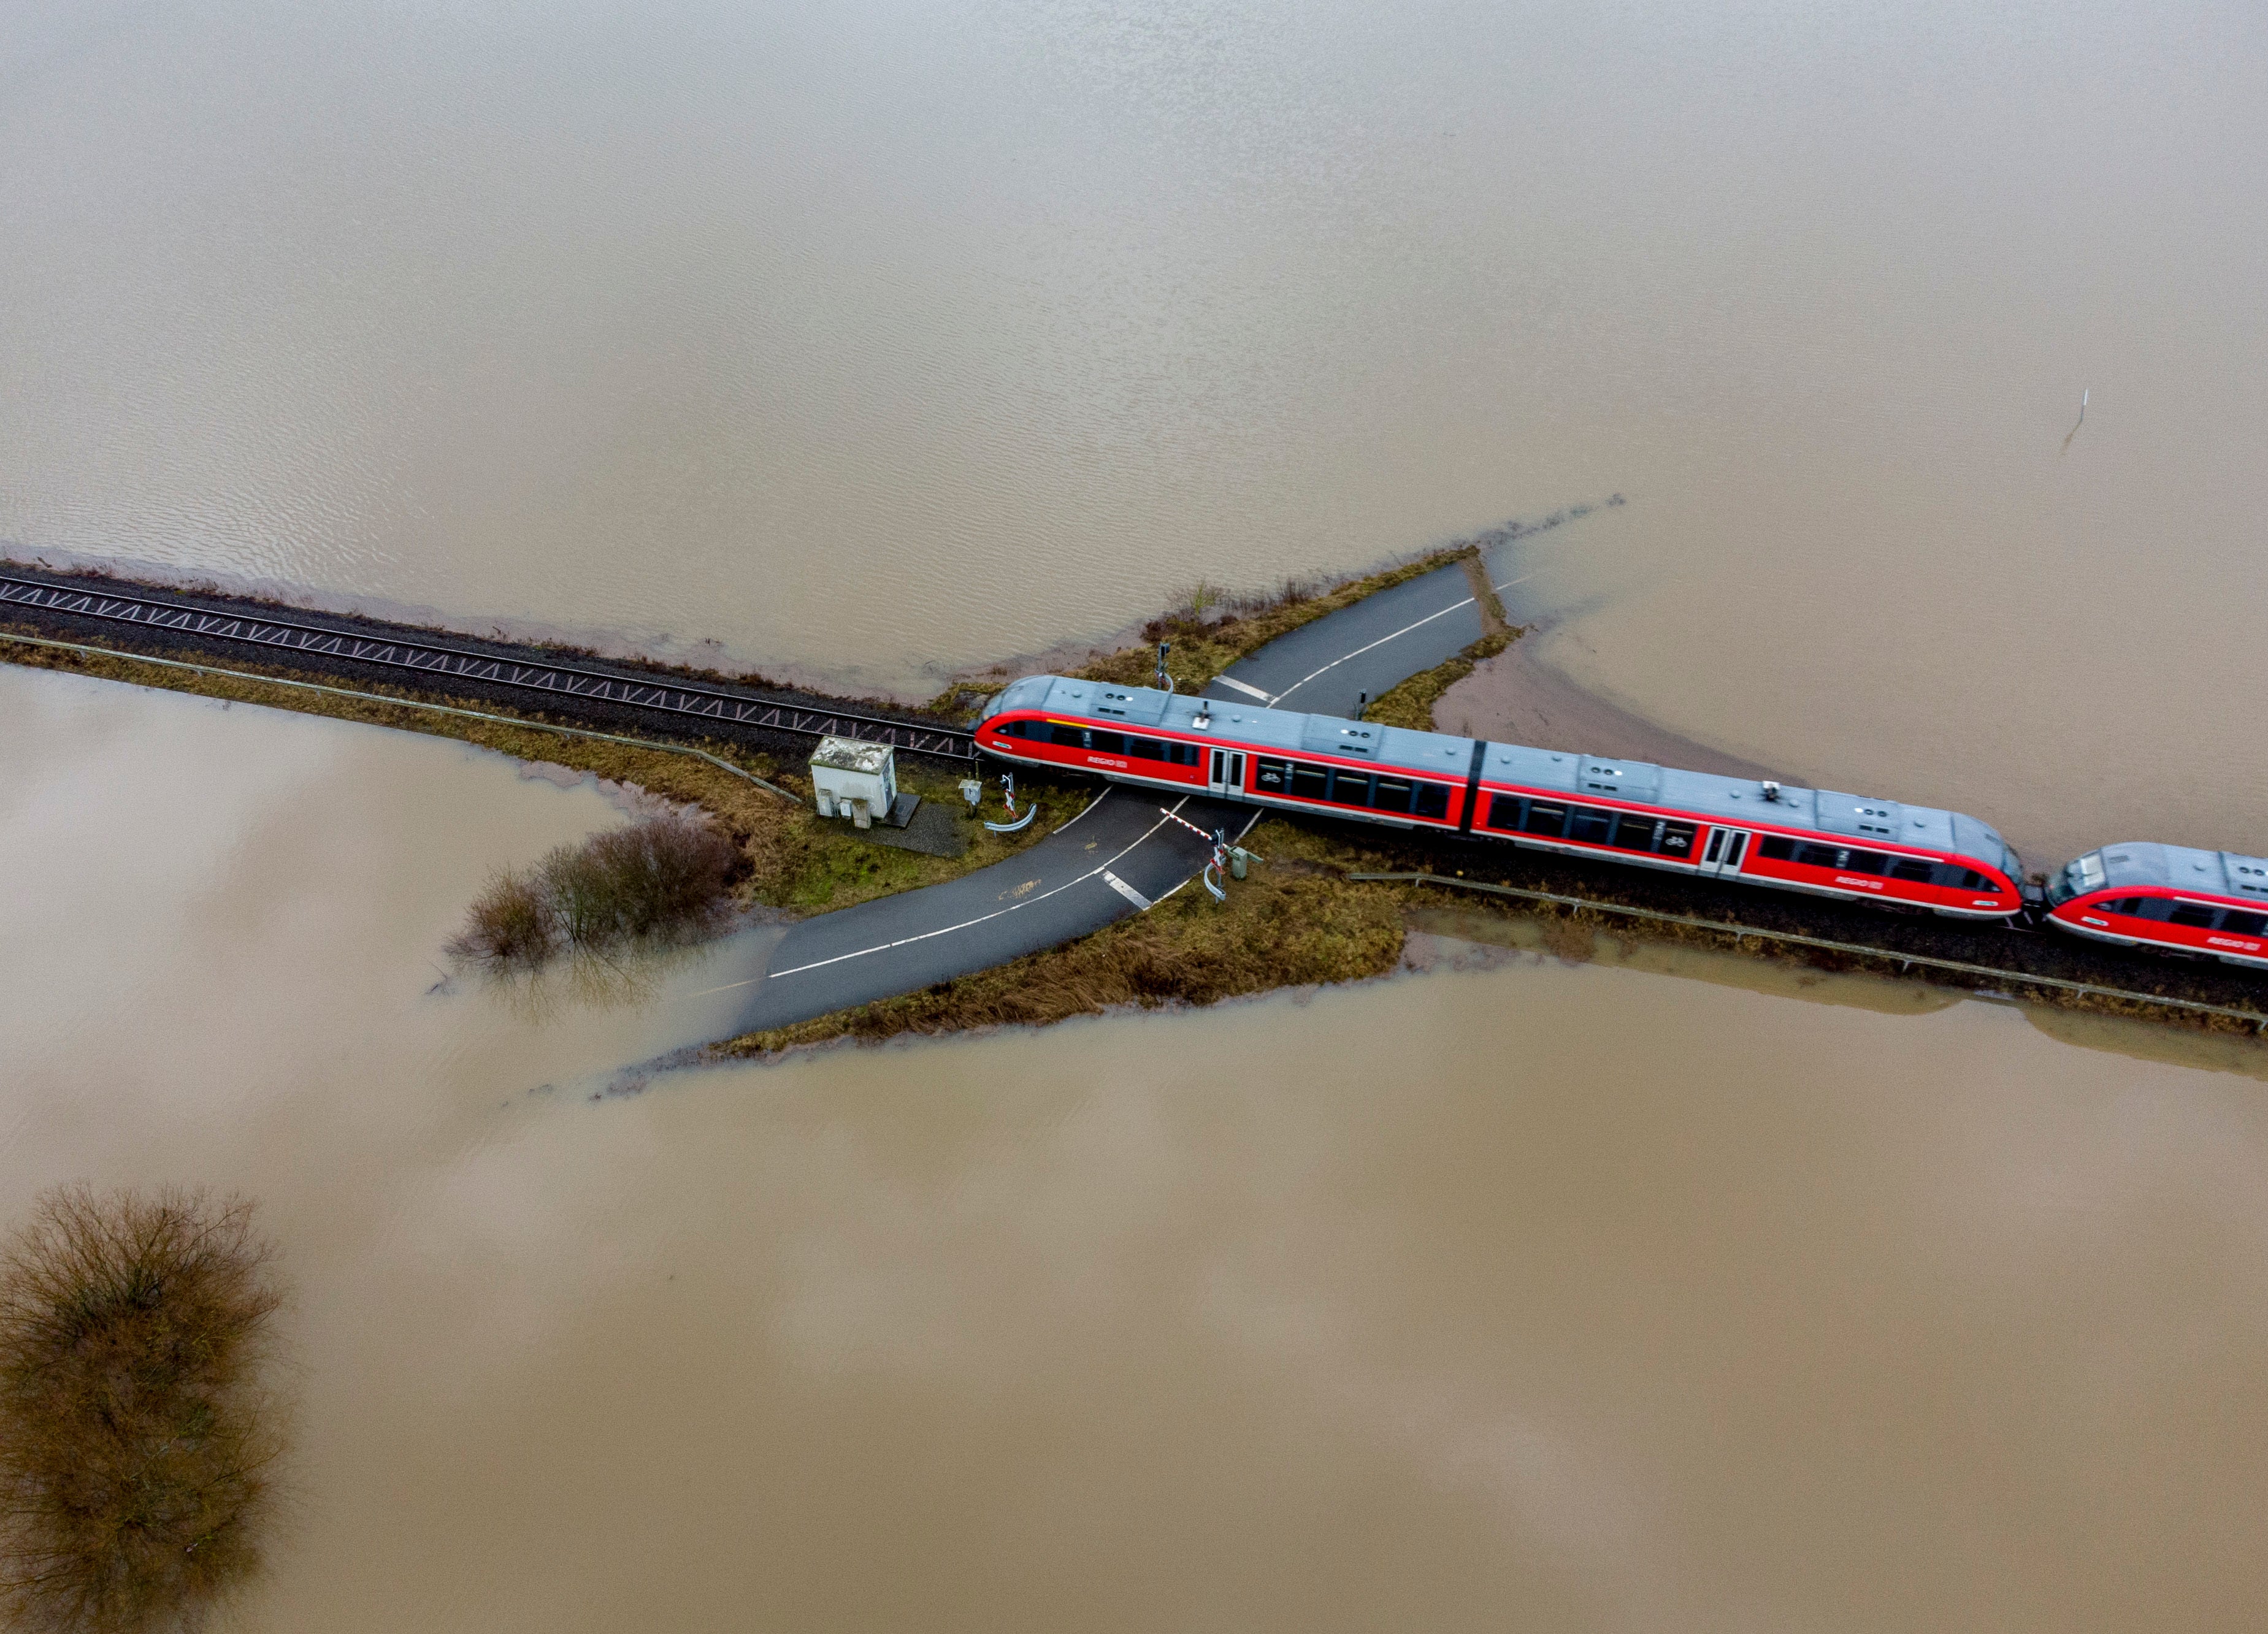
0, 572, 976, 761
1350, 871, 2268, 1031
0, 631, 804, 803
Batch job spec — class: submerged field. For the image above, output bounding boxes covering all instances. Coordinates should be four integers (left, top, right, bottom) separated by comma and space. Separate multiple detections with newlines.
6, 551, 2262, 1058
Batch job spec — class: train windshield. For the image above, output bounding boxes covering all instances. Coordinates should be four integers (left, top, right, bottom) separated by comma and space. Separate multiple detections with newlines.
2047, 852, 2105, 906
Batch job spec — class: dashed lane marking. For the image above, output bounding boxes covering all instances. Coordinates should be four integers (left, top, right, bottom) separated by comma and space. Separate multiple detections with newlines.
1212, 674, 1273, 701
756, 796, 1198, 983
1270, 595, 1477, 706
1101, 870, 1153, 911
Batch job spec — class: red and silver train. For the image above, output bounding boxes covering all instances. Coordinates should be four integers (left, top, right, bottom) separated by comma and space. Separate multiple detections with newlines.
974, 673, 2263, 975
2043, 844, 2268, 971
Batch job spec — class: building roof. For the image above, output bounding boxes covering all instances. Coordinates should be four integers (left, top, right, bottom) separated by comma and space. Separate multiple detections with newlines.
809, 735, 893, 774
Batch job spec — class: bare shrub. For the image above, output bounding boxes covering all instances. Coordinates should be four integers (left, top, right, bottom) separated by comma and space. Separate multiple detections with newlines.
1539, 912, 1597, 966
451, 813, 742, 971
445, 868, 558, 969
584, 814, 738, 939
0, 1188, 286, 1634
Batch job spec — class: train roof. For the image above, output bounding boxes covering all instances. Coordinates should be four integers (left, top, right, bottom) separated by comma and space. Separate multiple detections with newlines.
2090, 841, 2268, 899
997, 673, 2020, 866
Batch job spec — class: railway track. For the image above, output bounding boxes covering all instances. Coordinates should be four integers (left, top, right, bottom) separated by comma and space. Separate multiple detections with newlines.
0, 571, 976, 762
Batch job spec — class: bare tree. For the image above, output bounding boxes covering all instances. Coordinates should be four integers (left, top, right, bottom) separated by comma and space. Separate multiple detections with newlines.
0, 1188, 288, 1634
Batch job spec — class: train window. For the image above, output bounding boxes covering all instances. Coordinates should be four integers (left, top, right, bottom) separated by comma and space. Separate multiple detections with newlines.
1329, 771, 1374, 807
1290, 763, 1330, 800
1795, 843, 1842, 869
1414, 782, 1450, 820
1611, 814, 1661, 852
1961, 869, 1995, 891
1523, 803, 1568, 838
1889, 858, 1934, 884
1842, 850, 1888, 876
992, 719, 1027, 739
1566, 805, 1615, 844
2222, 911, 2268, 937
1485, 793, 1524, 832
1124, 736, 1163, 761
2170, 903, 2219, 929
1048, 723, 1087, 749
1658, 822, 1696, 858
1255, 757, 1289, 792
1757, 836, 1795, 862
1371, 777, 1414, 814
1089, 730, 1125, 755
1171, 743, 1200, 766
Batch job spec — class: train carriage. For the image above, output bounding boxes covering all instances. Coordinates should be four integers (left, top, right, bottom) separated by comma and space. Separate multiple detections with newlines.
976, 674, 2026, 918
2044, 843, 2268, 970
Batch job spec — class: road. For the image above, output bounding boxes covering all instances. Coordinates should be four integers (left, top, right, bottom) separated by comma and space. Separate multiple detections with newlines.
707, 553, 1510, 1034
714, 788, 1251, 1034
1202, 560, 1488, 719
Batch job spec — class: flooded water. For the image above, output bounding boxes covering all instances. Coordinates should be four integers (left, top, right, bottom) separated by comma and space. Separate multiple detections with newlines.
6, 2, 2268, 1623
6, 669, 2268, 1629
3, 2, 2262, 861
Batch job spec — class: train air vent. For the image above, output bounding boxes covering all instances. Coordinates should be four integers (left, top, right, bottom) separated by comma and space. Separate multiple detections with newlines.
1302, 718, 1381, 757
1580, 758, 1661, 801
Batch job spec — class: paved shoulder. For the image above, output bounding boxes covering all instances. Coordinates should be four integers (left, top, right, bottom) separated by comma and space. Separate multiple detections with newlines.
1204, 562, 1483, 721
722, 788, 1248, 1034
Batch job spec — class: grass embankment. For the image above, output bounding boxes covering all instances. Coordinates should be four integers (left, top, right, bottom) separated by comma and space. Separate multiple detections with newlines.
0, 1188, 286, 1634
0, 627, 1073, 919
718, 817, 1408, 1055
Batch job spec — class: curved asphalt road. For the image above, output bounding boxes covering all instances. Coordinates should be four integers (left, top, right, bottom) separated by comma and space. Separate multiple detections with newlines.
713, 788, 1249, 1034
1203, 558, 1493, 720
700, 541, 1534, 1036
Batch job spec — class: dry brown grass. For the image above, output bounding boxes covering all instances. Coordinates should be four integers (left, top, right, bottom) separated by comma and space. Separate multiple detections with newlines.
450, 812, 743, 969
0, 1188, 286, 1634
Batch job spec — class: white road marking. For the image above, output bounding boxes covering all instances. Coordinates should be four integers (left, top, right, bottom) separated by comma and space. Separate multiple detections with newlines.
1270, 595, 1477, 706
762, 796, 1197, 981
1213, 674, 1273, 701
1102, 870, 1153, 911
1058, 785, 1109, 830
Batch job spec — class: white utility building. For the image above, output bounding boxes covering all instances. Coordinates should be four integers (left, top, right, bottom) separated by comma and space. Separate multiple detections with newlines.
808, 736, 899, 828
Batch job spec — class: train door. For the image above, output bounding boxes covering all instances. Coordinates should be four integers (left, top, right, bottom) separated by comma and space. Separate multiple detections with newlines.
1701, 827, 1751, 877
1208, 749, 1246, 798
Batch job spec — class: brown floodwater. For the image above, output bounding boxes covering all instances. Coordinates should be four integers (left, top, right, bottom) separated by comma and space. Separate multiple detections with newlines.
6, 668, 2268, 1630
4, 1, 2264, 863
5, 1, 2268, 1623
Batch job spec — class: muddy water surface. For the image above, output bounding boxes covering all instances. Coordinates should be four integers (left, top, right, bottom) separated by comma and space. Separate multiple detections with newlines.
5, 1, 2268, 1622
5, 670, 2268, 1630
3, 2, 2264, 868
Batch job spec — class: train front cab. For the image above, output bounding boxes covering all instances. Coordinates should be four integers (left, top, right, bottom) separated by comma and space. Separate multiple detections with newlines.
2045, 845, 2268, 971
